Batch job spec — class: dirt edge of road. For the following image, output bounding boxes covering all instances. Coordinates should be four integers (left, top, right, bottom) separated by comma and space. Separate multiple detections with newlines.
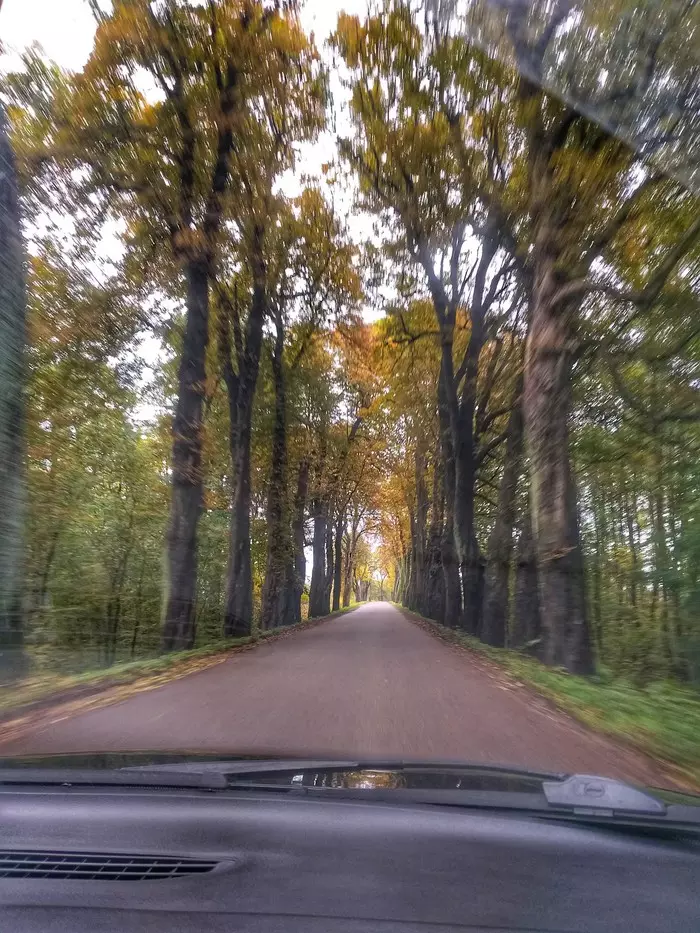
0, 609, 356, 750
398, 606, 698, 793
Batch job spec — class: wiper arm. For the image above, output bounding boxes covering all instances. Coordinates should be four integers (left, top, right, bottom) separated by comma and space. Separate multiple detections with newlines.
0, 768, 227, 790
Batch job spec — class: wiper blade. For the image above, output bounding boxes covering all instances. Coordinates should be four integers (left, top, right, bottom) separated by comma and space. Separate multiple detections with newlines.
121, 758, 362, 777
0, 767, 227, 790
121, 758, 561, 779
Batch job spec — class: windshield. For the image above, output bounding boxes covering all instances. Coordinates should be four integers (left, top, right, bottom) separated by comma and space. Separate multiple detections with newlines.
0, 0, 698, 796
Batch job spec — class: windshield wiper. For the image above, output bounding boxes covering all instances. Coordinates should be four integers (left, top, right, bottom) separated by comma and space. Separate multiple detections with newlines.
218, 767, 700, 834
2, 763, 697, 834
0, 767, 227, 790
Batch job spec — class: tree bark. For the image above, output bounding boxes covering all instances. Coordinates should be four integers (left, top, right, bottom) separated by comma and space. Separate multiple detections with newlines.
452, 362, 484, 637
407, 508, 418, 611
419, 226, 498, 635
424, 456, 446, 622
652, 452, 675, 671
161, 49, 239, 651
591, 488, 605, 657
524, 268, 594, 673
130, 561, 145, 659
510, 496, 541, 653
625, 489, 639, 610
438, 363, 462, 628
481, 382, 524, 647
34, 528, 60, 625
104, 523, 133, 666
289, 459, 308, 624
414, 446, 429, 615
260, 314, 292, 631
332, 511, 345, 612
162, 259, 209, 651
437, 233, 497, 635
0, 105, 29, 679
308, 497, 327, 618
342, 528, 355, 607
224, 275, 266, 637
323, 512, 334, 615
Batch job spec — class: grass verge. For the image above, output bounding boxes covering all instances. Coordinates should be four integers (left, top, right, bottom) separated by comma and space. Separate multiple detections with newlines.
400, 607, 700, 789
0, 607, 357, 723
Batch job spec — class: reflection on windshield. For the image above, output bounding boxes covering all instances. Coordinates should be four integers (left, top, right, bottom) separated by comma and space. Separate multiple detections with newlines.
432, 0, 700, 194
264, 769, 548, 792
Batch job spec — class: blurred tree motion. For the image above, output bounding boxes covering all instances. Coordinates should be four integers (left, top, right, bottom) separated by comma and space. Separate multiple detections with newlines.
0, 98, 28, 678
0, 0, 698, 691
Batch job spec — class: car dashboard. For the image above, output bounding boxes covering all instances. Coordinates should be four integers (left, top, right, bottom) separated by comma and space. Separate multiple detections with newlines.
0, 784, 698, 932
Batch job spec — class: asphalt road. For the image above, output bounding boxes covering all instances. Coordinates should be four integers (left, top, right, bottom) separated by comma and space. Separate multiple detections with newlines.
0, 603, 667, 783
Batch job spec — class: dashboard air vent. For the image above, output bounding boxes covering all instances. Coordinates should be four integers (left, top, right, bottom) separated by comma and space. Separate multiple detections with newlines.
0, 851, 218, 881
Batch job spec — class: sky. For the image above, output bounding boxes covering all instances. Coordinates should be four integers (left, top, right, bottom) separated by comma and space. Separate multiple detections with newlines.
1, 0, 366, 69
0, 0, 373, 248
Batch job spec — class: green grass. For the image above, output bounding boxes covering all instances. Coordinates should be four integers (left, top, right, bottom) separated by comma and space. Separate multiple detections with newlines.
2, 606, 358, 719
328, 601, 361, 616
403, 609, 700, 788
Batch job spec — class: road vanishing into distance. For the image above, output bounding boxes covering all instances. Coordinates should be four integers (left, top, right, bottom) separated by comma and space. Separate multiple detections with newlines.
0, 603, 667, 784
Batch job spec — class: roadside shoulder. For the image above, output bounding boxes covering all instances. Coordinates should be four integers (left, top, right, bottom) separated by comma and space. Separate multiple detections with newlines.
0, 608, 358, 749
397, 605, 700, 793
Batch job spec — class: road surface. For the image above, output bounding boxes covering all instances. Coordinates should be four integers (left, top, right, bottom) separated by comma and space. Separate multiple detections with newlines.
0, 603, 667, 784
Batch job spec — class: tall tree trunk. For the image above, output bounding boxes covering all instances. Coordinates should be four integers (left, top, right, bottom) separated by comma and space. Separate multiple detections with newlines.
260, 316, 291, 631
323, 512, 334, 614
649, 492, 659, 624
454, 451, 483, 635
162, 259, 209, 652
308, 498, 327, 618
450, 237, 496, 634
105, 531, 132, 666
392, 562, 400, 602
511, 496, 541, 653
289, 460, 308, 624
414, 447, 428, 615
652, 451, 674, 670
424, 456, 445, 622
31, 526, 60, 627
130, 560, 146, 659
666, 481, 683, 657
224, 278, 266, 637
591, 488, 605, 657
482, 383, 524, 647
0, 104, 27, 679
438, 363, 461, 627
524, 270, 593, 674
342, 534, 354, 607
625, 490, 638, 610
613, 491, 626, 609
407, 509, 418, 610
332, 511, 344, 612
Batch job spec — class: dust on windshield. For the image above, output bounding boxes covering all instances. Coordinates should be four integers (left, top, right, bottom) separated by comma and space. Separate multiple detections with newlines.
0, 0, 698, 791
